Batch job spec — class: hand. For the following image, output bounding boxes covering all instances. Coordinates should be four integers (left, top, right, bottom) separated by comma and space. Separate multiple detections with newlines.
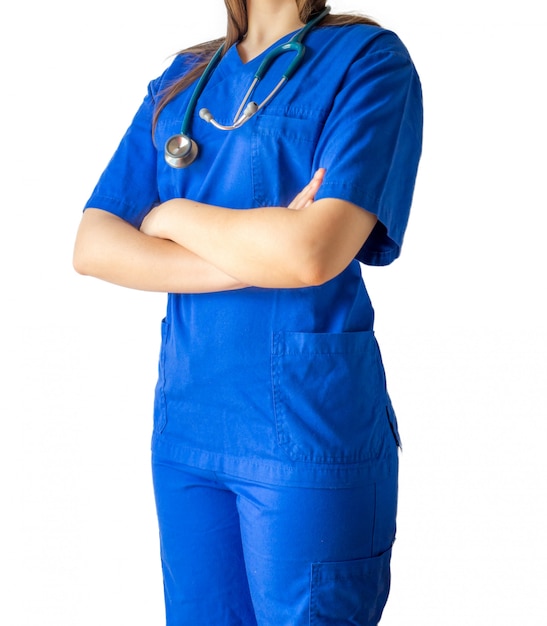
288, 168, 326, 210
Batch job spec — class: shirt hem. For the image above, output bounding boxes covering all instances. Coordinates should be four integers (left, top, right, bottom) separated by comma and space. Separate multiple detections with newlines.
151, 431, 398, 488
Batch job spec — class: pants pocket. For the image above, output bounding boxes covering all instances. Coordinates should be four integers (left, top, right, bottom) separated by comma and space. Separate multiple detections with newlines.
310, 548, 392, 625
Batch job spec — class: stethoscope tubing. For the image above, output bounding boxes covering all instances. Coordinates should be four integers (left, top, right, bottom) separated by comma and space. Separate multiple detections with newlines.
179, 44, 225, 138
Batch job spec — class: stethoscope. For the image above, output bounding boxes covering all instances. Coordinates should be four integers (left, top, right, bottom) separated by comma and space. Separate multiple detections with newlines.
164, 5, 331, 168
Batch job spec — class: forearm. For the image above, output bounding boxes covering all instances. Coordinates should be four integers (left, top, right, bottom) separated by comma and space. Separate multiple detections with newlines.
143, 197, 377, 288
162, 201, 312, 288
73, 209, 246, 293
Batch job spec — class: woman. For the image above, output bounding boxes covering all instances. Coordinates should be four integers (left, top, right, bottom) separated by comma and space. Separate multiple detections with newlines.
73, 0, 422, 623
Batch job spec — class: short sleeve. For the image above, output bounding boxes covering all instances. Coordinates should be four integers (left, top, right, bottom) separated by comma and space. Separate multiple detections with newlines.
83, 78, 161, 228
313, 31, 423, 266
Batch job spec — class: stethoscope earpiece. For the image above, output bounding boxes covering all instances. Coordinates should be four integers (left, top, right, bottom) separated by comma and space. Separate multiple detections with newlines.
164, 133, 199, 168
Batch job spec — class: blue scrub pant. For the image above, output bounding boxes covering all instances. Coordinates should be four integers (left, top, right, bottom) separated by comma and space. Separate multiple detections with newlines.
152, 455, 398, 625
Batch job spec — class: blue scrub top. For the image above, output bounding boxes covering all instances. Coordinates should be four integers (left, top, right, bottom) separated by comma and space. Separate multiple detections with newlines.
85, 24, 423, 487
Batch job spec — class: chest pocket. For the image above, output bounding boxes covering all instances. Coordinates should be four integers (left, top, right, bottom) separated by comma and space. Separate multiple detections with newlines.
251, 111, 324, 207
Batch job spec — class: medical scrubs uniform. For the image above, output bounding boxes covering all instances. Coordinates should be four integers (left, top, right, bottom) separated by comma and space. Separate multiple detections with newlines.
85, 23, 422, 626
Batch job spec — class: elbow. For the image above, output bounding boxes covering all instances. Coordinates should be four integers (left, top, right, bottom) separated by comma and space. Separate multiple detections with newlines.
293, 241, 355, 287
294, 254, 339, 288
72, 245, 92, 276
73, 209, 107, 277
297, 267, 328, 288
73, 233, 101, 277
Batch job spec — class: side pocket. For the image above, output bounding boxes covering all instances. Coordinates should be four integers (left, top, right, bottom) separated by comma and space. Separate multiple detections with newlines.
386, 397, 402, 450
271, 330, 389, 464
310, 547, 392, 625
153, 319, 169, 434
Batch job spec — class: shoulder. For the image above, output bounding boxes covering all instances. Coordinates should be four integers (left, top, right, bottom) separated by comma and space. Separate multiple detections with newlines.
307, 24, 420, 93
147, 52, 202, 100
314, 23, 414, 63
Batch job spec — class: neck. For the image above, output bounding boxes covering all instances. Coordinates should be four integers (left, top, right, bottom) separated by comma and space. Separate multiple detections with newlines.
239, 0, 303, 62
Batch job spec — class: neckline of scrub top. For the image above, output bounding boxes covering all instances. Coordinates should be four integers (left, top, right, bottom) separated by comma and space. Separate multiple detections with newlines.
224, 28, 303, 72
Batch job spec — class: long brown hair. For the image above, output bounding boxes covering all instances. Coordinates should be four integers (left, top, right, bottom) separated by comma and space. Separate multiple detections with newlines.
152, 1, 379, 130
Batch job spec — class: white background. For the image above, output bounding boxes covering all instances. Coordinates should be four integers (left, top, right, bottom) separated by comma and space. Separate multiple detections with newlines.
1, 0, 546, 624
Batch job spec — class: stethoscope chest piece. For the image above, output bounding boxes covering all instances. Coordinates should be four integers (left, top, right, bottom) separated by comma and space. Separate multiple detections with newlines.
164, 133, 198, 168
